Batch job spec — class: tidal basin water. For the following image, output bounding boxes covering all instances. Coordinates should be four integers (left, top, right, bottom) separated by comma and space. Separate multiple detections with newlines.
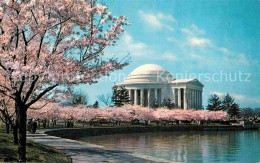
78, 130, 260, 162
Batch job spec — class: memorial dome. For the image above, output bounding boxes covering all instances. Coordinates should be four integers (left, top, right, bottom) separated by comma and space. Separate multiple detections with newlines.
123, 64, 174, 84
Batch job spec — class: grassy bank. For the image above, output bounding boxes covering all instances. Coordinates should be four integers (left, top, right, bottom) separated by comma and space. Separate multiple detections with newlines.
0, 128, 71, 162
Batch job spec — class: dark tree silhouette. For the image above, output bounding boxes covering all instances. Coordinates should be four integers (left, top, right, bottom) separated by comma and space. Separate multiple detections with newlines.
222, 94, 235, 111
98, 94, 113, 107
162, 98, 174, 109
207, 94, 222, 111
242, 108, 255, 120
228, 103, 242, 120
112, 86, 130, 107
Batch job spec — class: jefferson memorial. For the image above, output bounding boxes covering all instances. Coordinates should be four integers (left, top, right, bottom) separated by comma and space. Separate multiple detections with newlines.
115, 64, 204, 109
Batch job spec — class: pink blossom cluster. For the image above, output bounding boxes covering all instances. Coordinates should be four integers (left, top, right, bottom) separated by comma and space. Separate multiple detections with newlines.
0, 0, 129, 105
28, 103, 229, 122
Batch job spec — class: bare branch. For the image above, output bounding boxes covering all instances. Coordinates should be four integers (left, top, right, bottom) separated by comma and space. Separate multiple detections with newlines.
26, 84, 58, 107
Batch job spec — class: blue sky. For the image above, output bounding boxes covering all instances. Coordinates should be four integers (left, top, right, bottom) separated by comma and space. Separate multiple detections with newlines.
76, 0, 260, 108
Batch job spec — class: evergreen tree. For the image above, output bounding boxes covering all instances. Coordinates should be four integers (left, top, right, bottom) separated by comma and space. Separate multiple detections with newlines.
222, 94, 235, 111
167, 98, 175, 109
154, 99, 159, 108
162, 98, 174, 109
112, 86, 123, 107
162, 98, 168, 108
112, 86, 130, 107
72, 93, 88, 106
228, 103, 242, 120
207, 94, 222, 111
122, 88, 131, 104
92, 101, 99, 108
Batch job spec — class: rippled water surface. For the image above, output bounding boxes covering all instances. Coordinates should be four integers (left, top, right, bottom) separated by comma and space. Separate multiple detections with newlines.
78, 130, 260, 162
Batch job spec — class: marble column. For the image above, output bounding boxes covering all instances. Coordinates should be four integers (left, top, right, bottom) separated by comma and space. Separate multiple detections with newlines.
184, 89, 187, 110
198, 90, 200, 109
196, 90, 199, 109
200, 90, 203, 109
194, 90, 197, 109
188, 89, 191, 109
178, 88, 181, 108
195, 90, 198, 109
197, 90, 199, 109
189, 89, 192, 108
148, 89, 151, 107
192, 89, 195, 109
134, 89, 138, 105
174, 89, 178, 107
194, 89, 196, 109
140, 89, 144, 107
155, 89, 157, 102
129, 89, 133, 105
158, 89, 161, 107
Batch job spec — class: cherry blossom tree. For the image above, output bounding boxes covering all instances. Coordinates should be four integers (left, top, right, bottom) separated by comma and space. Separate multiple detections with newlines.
0, 0, 129, 161
28, 104, 229, 125
0, 95, 15, 133
0, 94, 18, 144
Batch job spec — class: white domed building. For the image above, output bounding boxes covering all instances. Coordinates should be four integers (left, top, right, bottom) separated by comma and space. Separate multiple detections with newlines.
115, 64, 204, 109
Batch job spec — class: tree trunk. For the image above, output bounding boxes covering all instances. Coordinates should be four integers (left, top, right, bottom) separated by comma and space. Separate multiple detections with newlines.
6, 122, 10, 134
13, 125, 18, 145
17, 105, 27, 162
12, 117, 18, 145
47, 120, 50, 128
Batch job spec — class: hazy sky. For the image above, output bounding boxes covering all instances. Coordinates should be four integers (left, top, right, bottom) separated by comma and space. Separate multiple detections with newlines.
76, 0, 260, 108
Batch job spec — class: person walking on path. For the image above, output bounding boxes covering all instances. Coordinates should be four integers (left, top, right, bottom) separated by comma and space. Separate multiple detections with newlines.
31, 119, 37, 137
28, 119, 32, 133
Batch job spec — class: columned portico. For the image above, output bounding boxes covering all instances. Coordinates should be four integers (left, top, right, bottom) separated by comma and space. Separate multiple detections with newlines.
115, 64, 204, 109
130, 88, 161, 108
126, 86, 203, 109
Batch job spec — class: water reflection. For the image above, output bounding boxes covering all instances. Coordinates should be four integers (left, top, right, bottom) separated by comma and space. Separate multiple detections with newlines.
78, 130, 260, 162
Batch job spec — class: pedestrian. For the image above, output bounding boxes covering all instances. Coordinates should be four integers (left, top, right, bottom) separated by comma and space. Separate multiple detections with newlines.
28, 119, 32, 133
31, 119, 37, 137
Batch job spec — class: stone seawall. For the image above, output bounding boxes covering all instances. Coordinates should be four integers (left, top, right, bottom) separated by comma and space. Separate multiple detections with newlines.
45, 125, 257, 140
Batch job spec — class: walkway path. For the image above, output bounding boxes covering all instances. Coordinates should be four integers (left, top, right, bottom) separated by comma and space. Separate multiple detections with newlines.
27, 129, 169, 163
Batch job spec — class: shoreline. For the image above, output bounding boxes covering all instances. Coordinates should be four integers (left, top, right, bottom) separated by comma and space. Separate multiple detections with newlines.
28, 129, 165, 162
46, 125, 259, 140
27, 126, 259, 162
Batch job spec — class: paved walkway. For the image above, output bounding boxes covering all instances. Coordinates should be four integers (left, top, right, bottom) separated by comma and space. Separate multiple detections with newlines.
27, 129, 170, 163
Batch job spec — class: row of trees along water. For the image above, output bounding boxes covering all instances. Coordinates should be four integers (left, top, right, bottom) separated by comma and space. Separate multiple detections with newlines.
2, 85, 254, 161
0, 1, 259, 161
110, 87, 260, 121
207, 94, 260, 121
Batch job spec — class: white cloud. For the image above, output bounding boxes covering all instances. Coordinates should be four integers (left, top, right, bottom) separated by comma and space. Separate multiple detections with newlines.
165, 25, 174, 31
157, 13, 175, 22
162, 52, 177, 61
223, 53, 250, 66
122, 32, 147, 56
218, 47, 257, 67
105, 32, 150, 57
189, 37, 211, 47
208, 92, 226, 98
138, 10, 175, 31
179, 24, 212, 48
181, 24, 205, 36
219, 47, 230, 54
167, 37, 178, 43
